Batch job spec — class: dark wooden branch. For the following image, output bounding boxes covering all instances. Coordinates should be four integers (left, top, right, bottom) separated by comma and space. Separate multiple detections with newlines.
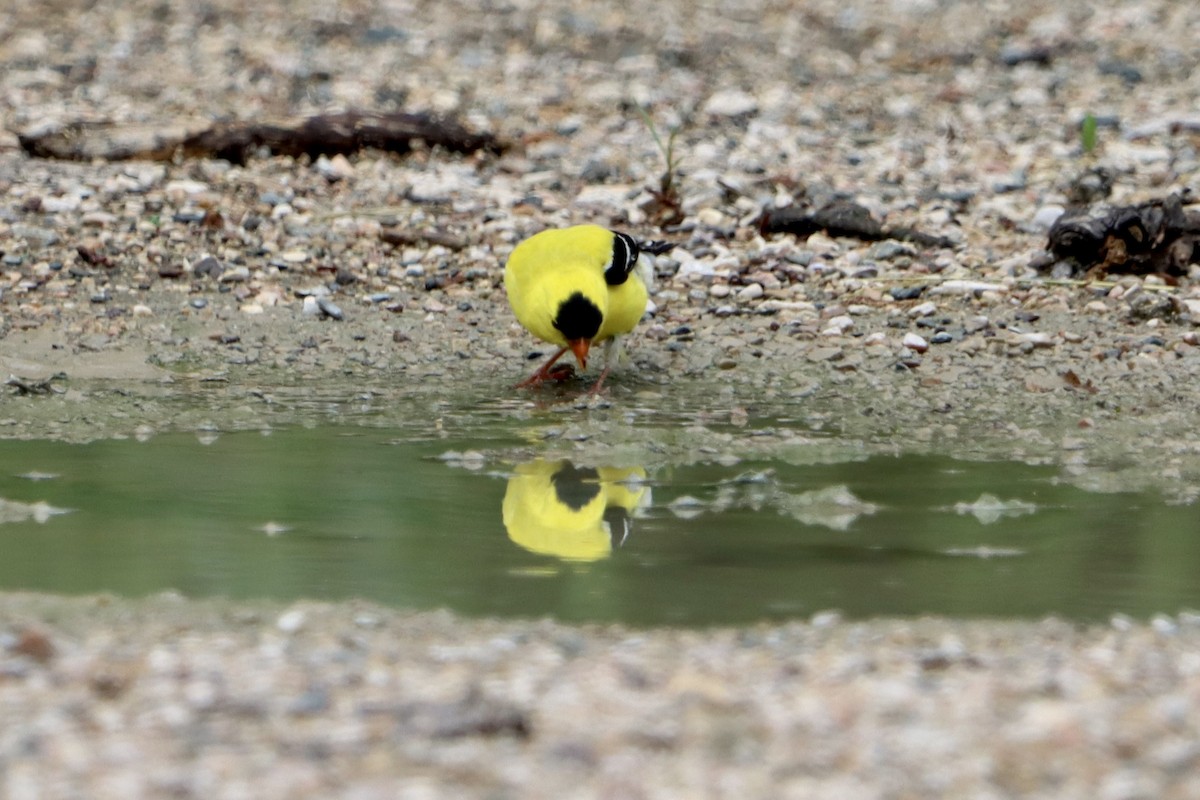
16, 111, 505, 165
760, 201, 957, 249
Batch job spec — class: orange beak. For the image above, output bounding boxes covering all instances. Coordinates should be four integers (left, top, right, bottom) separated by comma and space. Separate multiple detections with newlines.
568, 338, 591, 370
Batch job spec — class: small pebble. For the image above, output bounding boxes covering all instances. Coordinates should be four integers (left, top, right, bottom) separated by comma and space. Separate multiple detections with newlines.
192, 255, 224, 279
822, 315, 854, 336
316, 153, 355, 181
850, 265, 879, 279
1032, 205, 1066, 230
702, 88, 758, 117
902, 333, 929, 353
316, 297, 344, 320
868, 241, 916, 261
276, 608, 307, 633
644, 324, 669, 341
218, 266, 250, 283
1015, 332, 1055, 348
737, 283, 764, 302
165, 179, 209, 196
908, 301, 937, 318
890, 286, 925, 301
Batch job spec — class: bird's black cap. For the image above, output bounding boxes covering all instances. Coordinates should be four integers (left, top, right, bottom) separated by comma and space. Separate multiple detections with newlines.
552, 464, 602, 510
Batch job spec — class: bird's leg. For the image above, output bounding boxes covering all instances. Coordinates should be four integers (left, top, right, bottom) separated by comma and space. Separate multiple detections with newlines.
514, 346, 573, 388
589, 338, 621, 394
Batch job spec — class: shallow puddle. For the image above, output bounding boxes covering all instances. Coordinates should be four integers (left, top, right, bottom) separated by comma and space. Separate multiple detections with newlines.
0, 427, 1197, 626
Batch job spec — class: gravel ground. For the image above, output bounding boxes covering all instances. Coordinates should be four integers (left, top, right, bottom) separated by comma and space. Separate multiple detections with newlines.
3, 0, 1200, 796
4, 594, 1200, 800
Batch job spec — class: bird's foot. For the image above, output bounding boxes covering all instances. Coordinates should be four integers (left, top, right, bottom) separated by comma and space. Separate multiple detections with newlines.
586, 367, 613, 395
513, 346, 572, 389
513, 361, 576, 389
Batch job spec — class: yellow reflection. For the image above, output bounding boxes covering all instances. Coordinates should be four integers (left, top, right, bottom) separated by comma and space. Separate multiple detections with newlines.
502, 460, 651, 562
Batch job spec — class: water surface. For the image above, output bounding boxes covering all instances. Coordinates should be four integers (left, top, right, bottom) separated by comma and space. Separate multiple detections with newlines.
0, 428, 1196, 626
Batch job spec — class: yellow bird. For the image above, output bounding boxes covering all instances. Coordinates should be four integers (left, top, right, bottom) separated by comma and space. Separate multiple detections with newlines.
501, 460, 651, 561
504, 224, 672, 389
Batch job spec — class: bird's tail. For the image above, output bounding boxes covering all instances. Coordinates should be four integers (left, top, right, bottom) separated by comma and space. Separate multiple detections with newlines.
638, 239, 675, 256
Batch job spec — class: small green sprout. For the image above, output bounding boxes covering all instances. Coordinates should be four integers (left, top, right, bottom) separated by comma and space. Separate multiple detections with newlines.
1080, 112, 1098, 155
637, 107, 685, 228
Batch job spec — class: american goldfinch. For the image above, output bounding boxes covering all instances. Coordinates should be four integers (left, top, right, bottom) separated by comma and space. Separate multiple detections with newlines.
504, 224, 672, 389
502, 460, 651, 561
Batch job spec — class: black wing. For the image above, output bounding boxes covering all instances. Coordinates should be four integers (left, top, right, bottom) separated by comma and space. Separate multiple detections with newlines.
604, 231, 675, 286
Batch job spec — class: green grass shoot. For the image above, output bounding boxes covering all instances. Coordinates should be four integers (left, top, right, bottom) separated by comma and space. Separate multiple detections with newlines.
1081, 112, 1098, 155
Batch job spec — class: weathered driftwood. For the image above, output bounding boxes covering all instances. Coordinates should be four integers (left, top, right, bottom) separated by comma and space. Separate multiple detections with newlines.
1045, 193, 1200, 276
17, 111, 504, 164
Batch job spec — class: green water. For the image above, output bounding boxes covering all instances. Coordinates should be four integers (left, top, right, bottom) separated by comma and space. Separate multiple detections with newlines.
0, 427, 1197, 626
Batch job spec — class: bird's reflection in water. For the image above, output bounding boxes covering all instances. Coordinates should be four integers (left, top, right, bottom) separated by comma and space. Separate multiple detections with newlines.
502, 460, 651, 561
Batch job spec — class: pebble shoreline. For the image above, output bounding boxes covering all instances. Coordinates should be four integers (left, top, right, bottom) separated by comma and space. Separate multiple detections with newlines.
3, 0, 1200, 795
4, 593, 1200, 799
